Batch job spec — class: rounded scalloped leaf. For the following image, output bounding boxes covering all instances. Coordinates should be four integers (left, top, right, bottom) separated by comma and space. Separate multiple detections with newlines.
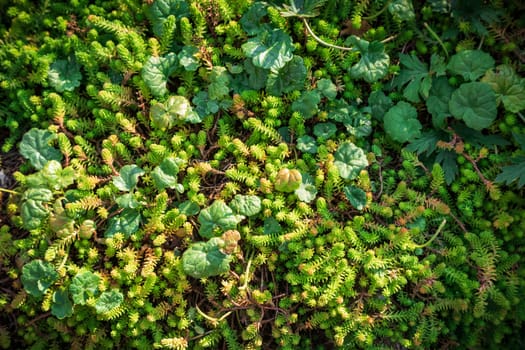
333, 142, 368, 180
447, 50, 495, 82
69, 271, 100, 305
274, 168, 302, 192
383, 101, 422, 143
449, 82, 497, 130
94, 290, 124, 314
51, 290, 74, 319
229, 194, 262, 217
182, 237, 232, 278
21, 260, 59, 298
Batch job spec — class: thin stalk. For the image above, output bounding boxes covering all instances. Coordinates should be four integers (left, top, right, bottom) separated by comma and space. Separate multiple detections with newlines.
362, 0, 392, 21
0, 187, 19, 195
423, 22, 449, 58
415, 219, 446, 248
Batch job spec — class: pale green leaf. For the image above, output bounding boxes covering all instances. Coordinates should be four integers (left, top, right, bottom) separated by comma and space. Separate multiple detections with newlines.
142, 53, 178, 97
113, 165, 144, 192
182, 237, 232, 278
208, 66, 231, 100
242, 29, 294, 72
150, 95, 200, 129
266, 55, 306, 95
105, 209, 141, 238
48, 57, 82, 92
19, 129, 62, 170
51, 290, 73, 319
316, 78, 337, 100
334, 142, 368, 180
388, 0, 415, 22
481, 64, 525, 113
95, 290, 123, 314
296, 135, 318, 154
198, 201, 244, 239
179, 46, 200, 71
21, 188, 53, 230
449, 82, 497, 130
69, 271, 100, 305
230, 195, 262, 217
295, 173, 317, 203
348, 37, 390, 83
152, 157, 184, 190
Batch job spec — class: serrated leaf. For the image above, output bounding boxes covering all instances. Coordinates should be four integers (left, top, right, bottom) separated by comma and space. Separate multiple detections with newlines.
48, 57, 82, 92
426, 76, 454, 128
240, 2, 269, 35
334, 142, 368, 180
198, 201, 244, 239
152, 157, 184, 190
406, 130, 446, 156
316, 78, 337, 100
292, 90, 321, 119
146, 0, 190, 37
393, 54, 444, 103
179, 46, 200, 71
449, 82, 497, 130
182, 237, 232, 278
383, 101, 422, 143
19, 128, 63, 170
229, 195, 261, 217
21, 260, 59, 298
208, 66, 231, 100
105, 209, 141, 238
435, 150, 458, 184
95, 290, 123, 314
51, 290, 73, 319
242, 29, 294, 72
447, 50, 495, 81
313, 122, 337, 139
343, 186, 367, 210
69, 271, 100, 305
294, 173, 317, 203
481, 64, 525, 113
368, 90, 393, 121
495, 159, 525, 188
266, 55, 306, 95
348, 37, 390, 83
113, 165, 144, 192
142, 53, 178, 97
296, 135, 318, 154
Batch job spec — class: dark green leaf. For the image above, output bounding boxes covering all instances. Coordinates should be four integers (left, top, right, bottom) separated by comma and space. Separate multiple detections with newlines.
182, 237, 232, 278
334, 142, 368, 180
266, 56, 306, 95
368, 90, 393, 121
146, 0, 190, 37
481, 64, 525, 113
69, 271, 100, 305
19, 129, 63, 170
388, 0, 415, 22
264, 217, 282, 235
105, 209, 141, 238
292, 91, 321, 119
152, 157, 184, 190
313, 122, 337, 139
449, 82, 497, 130
383, 101, 422, 143
179, 46, 200, 71
95, 290, 124, 314
21, 188, 53, 230
242, 29, 294, 72
447, 50, 495, 81
198, 201, 244, 239
21, 260, 59, 298
296, 135, 318, 154
51, 290, 73, 319
240, 2, 269, 35
48, 57, 82, 92
426, 76, 454, 128
178, 200, 200, 216
344, 185, 367, 210
348, 37, 390, 83
435, 150, 458, 184
208, 66, 231, 100
495, 158, 525, 188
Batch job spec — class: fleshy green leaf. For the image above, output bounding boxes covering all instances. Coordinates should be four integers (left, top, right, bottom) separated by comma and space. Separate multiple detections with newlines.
142, 53, 178, 97
48, 57, 82, 92
208, 66, 231, 100
152, 157, 184, 191
449, 82, 497, 130
266, 55, 306, 95
348, 37, 390, 83
316, 78, 337, 100
115, 193, 142, 209
229, 195, 262, 217
105, 209, 141, 238
95, 290, 124, 314
198, 201, 245, 239
21, 260, 59, 298
113, 165, 144, 192
19, 128, 63, 170
182, 237, 232, 278
69, 271, 100, 305
242, 29, 294, 72
344, 186, 367, 210
179, 46, 200, 71
296, 135, 318, 154
426, 76, 454, 128
447, 50, 495, 81
295, 173, 317, 203
334, 142, 368, 180
383, 101, 422, 143
51, 290, 73, 319
292, 90, 321, 119
21, 188, 53, 230
481, 64, 525, 113
146, 0, 190, 37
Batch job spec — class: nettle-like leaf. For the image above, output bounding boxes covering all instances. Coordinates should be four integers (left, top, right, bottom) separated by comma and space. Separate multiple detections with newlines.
208, 66, 231, 100
393, 53, 446, 103
295, 173, 317, 203
146, 0, 190, 37
69, 271, 100, 305
179, 45, 200, 71
495, 157, 525, 188
242, 29, 294, 72
344, 185, 367, 210
333, 142, 368, 180
182, 237, 232, 279
384, 101, 422, 143
105, 209, 141, 238
95, 290, 124, 314
48, 56, 82, 92
230, 194, 262, 217
348, 36, 390, 83
316, 78, 337, 100
292, 90, 321, 119
266, 55, 306, 95
21, 260, 59, 298
21, 188, 53, 230
447, 50, 495, 81
152, 157, 185, 191
19, 128, 63, 170
296, 135, 318, 154
150, 95, 200, 129
481, 64, 525, 113
426, 76, 454, 128
113, 165, 144, 192
198, 201, 245, 239
142, 53, 178, 97
449, 82, 497, 130
51, 290, 73, 319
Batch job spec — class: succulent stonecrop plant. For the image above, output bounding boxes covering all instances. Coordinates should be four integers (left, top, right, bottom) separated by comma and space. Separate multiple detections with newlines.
1, 0, 525, 349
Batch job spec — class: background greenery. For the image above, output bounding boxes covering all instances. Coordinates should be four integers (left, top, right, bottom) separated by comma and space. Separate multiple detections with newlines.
1, 0, 524, 349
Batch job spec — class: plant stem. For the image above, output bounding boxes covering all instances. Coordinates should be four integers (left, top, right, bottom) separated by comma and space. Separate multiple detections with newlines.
362, 0, 392, 21
0, 187, 19, 195
423, 22, 449, 58
415, 218, 446, 248
302, 18, 354, 51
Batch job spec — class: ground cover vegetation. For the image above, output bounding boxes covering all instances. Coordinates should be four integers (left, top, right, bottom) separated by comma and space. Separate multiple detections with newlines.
0, 0, 524, 348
